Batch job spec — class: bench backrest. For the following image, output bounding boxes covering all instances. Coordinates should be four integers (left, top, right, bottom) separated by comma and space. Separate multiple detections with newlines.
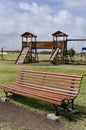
14, 70, 83, 98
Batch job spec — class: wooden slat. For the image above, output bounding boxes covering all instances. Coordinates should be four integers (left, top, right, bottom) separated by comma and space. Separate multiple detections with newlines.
15, 75, 81, 90
0, 70, 83, 107
15, 70, 82, 97
1, 84, 74, 101
17, 73, 81, 83
17, 72, 81, 85
21, 70, 82, 78
1, 84, 62, 103
14, 82, 78, 98
14, 80, 79, 94
1, 85, 60, 105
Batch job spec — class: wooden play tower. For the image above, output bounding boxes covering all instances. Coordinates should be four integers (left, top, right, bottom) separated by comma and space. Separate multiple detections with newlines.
16, 32, 38, 64
50, 31, 68, 64
16, 31, 69, 64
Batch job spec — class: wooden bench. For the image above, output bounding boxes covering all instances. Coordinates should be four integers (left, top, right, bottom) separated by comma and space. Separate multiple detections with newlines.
0, 70, 84, 115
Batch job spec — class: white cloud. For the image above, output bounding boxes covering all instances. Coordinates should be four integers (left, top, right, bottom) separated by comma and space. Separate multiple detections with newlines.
49, 0, 86, 7
63, 0, 86, 7
19, 2, 51, 15
0, 1, 86, 52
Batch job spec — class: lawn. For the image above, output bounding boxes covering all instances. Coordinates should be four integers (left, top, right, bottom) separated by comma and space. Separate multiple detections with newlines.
0, 54, 86, 130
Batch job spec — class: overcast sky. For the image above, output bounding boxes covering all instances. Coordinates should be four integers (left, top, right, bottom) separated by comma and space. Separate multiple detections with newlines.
0, 0, 86, 52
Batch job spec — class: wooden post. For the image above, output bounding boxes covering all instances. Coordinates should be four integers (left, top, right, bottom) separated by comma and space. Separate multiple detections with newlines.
22, 37, 23, 49
1, 47, 4, 60
35, 36, 39, 62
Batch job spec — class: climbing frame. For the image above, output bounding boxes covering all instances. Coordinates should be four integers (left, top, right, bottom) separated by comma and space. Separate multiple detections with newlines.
16, 31, 69, 64
50, 31, 68, 64
16, 32, 38, 64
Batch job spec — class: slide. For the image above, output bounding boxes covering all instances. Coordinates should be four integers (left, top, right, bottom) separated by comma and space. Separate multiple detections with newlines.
50, 48, 59, 61
16, 47, 30, 64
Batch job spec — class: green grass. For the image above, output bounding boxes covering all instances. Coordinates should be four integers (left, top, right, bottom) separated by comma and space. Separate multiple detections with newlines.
0, 54, 86, 130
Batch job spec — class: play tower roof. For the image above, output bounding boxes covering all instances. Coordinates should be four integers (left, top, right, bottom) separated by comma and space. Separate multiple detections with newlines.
52, 31, 68, 37
21, 32, 37, 38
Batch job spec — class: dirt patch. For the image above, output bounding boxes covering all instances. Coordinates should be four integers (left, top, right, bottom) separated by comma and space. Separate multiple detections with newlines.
0, 101, 63, 130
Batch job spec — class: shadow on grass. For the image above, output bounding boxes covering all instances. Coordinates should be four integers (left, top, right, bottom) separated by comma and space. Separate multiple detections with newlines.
11, 94, 54, 113
62, 105, 86, 121
10, 94, 86, 122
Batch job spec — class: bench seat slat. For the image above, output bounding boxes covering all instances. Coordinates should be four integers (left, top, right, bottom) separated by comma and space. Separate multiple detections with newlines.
2, 86, 60, 105
15, 84, 75, 99
1, 84, 75, 102
0, 84, 62, 105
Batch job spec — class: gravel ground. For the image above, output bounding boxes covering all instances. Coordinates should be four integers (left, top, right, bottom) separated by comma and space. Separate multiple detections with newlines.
0, 100, 63, 130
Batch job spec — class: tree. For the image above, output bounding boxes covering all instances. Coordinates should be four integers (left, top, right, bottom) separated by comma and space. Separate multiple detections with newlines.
68, 48, 75, 61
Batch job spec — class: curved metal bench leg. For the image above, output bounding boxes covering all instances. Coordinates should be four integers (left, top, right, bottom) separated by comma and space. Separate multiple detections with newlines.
71, 99, 74, 110
4, 90, 8, 97
53, 104, 59, 116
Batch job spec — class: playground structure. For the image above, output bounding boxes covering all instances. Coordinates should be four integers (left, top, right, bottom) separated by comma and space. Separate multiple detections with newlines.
50, 31, 68, 64
16, 31, 69, 64
16, 32, 38, 64
16, 31, 86, 64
